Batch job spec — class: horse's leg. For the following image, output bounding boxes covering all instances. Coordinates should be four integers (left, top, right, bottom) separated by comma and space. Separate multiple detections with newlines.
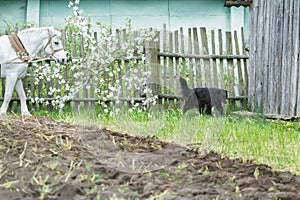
0, 73, 18, 116
15, 79, 31, 116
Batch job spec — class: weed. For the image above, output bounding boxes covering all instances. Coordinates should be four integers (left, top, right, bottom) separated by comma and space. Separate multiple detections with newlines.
177, 163, 187, 171
0, 180, 18, 189
55, 135, 73, 150
253, 167, 260, 180
235, 185, 241, 197
32, 175, 52, 200
172, 173, 179, 181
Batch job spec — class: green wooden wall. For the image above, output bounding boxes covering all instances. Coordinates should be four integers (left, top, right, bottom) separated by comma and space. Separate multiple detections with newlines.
0, 0, 27, 30
0, 0, 249, 34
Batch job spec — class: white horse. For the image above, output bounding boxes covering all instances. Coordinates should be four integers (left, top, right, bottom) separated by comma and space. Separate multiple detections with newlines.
0, 27, 67, 116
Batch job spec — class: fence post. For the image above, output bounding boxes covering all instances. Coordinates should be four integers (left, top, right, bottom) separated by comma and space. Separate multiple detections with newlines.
145, 38, 160, 107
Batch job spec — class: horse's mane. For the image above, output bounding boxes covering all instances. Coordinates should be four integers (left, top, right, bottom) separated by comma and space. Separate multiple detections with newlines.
19, 27, 61, 37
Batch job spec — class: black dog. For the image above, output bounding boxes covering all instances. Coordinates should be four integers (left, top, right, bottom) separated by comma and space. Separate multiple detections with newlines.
179, 77, 227, 115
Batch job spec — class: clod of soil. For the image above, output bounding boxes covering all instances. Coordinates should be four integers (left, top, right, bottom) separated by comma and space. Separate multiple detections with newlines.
0, 116, 300, 200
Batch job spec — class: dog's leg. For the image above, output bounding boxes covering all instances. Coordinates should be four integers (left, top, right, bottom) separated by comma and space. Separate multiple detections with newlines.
205, 104, 212, 115
182, 102, 189, 114
183, 98, 195, 114
198, 103, 205, 115
215, 103, 224, 115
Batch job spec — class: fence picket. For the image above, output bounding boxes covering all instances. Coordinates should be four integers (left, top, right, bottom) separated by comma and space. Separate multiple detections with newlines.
218, 29, 225, 88
180, 27, 186, 80
174, 30, 179, 95
226, 31, 235, 96
168, 32, 174, 108
200, 27, 211, 87
241, 27, 248, 96
187, 28, 194, 88
234, 30, 244, 95
162, 24, 168, 108
193, 28, 201, 87
211, 30, 218, 87
71, 30, 80, 112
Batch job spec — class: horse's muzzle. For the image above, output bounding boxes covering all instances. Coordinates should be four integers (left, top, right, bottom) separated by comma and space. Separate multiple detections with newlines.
53, 51, 67, 65
58, 58, 67, 65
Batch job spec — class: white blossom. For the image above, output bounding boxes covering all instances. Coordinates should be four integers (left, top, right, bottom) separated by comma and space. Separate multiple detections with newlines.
26, 0, 158, 118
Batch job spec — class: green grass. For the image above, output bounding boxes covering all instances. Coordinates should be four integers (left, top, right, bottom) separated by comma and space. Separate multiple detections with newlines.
33, 108, 300, 176
217, 116, 300, 173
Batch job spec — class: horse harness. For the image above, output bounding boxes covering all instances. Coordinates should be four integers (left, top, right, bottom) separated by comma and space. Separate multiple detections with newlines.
5, 29, 64, 65
43, 31, 64, 57
9, 32, 30, 63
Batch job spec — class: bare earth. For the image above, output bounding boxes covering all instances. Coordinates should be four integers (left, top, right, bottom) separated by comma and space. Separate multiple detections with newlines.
0, 116, 299, 200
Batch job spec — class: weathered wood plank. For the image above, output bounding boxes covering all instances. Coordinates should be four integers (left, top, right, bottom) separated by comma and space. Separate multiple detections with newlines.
158, 52, 248, 59
234, 30, 244, 95
174, 30, 179, 95
200, 27, 211, 87
253, 0, 264, 112
226, 32, 234, 96
162, 24, 168, 97
287, 0, 294, 115
280, 0, 290, 115
168, 32, 174, 108
241, 28, 248, 98
188, 28, 194, 88
155, 30, 162, 106
218, 29, 225, 89
267, 0, 276, 114
273, 0, 284, 115
248, 0, 258, 110
211, 30, 218, 87
261, 0, 270, 114
294, 0, 300, 115
72, 30, 80, 112
89, 31, 97, 109
180, 27, 186, 80
79, 33, 89, 110
193, 28, 201, 87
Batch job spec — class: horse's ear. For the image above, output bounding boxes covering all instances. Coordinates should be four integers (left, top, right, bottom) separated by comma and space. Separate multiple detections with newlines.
47, 26, 55, 31
48, 26, 61, 37
55, 30, 62, 37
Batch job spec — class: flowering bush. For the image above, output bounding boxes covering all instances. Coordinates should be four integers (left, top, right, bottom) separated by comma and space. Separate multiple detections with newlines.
28, 0, 158, 117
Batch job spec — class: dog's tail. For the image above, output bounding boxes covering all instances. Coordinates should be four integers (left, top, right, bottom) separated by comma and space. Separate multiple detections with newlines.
179, 77, 193, 97
179, 77, 189, 90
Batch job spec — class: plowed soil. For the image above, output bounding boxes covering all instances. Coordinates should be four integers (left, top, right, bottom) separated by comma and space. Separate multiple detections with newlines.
0, 116, 300, 200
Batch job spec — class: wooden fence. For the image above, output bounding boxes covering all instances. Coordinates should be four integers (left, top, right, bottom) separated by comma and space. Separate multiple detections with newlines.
152, 25, 249, 108
0, 25, 249, 112
249, 0, 300, 116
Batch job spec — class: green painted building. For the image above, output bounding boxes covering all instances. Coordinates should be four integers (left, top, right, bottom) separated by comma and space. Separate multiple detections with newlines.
0, 0, 249, 34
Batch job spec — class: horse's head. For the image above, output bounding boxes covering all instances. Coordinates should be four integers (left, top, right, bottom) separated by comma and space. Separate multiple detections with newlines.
44, 27, 67, 64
